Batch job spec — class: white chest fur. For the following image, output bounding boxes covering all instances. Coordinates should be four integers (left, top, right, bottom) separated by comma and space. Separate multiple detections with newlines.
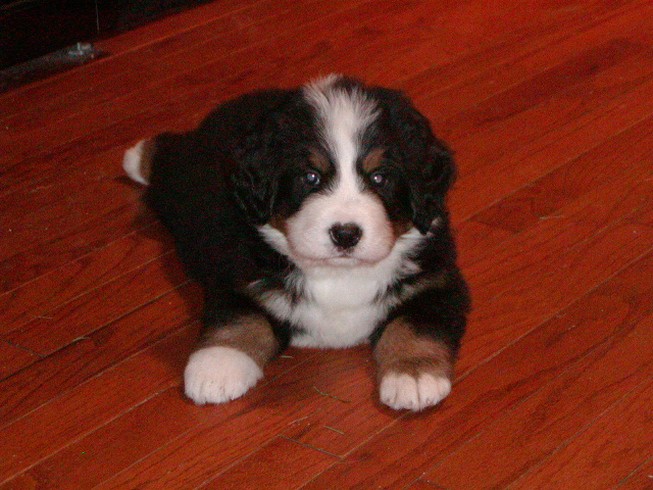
289, 267, 392, 348
256, 237, 423, 348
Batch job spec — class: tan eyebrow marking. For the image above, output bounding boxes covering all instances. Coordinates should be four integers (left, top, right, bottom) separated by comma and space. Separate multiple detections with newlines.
309, 150, 330, 173
362, 148, 385, 172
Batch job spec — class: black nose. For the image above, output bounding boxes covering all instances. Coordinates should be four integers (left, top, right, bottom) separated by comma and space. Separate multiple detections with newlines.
329, 223, 362, 249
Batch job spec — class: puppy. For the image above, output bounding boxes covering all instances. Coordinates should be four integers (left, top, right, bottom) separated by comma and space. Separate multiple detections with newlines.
123, 74, 470, 411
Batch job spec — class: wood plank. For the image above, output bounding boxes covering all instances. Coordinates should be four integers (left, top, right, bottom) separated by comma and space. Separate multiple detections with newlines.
1, 0, 648, 189
447, 67, 653, 217
0, 341, 38, 380
91, 231, 652, 486
0, 2, 651, 487
200, 437, 337, 489
93, 0, 260, 55
281, 347, 397, 457
0, 283, 201, 426
4, 12, 650, 298
406, 481, 446, 490
5, 35, 644, 474
511, 379, 653, 489
445, 35, 651, 151
4, 253, 187, 354
0, 173, 151, 263
0, 389, 202, 490
0, 3, 422, 294
449, 71, 653, 223
404, 1, 646, 107
0, 0, 415, 168
456, 149, 653, 373
424, 314, 653, 488
1, 0, 635, 127
456, 111, 653, 267
0, 197, 155, 294
0, 67, 646, 305
0, 343, 316, 488
0, 222, 170, 334
300, 249, 653, 488
0, 325, 194, 483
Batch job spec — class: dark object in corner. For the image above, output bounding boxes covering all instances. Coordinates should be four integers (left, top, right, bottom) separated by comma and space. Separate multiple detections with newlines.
0, 42, 102, 93
0, 0, 212, 87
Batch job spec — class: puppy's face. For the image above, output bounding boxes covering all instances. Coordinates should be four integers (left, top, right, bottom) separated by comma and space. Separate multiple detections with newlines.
234, 75, 455, 269
280, 150, 401, 267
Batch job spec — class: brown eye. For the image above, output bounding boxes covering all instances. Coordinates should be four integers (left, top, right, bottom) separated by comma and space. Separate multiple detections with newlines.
304, 170, 321, 187
370, 171, 386, 186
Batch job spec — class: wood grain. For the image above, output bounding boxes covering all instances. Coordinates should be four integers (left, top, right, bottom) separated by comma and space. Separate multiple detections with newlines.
511, 379, 653, 489
0, 0, 366, 141
458, 172, 653, 374
0, 341, 38, 380
0, 283, 201, 425
201, 437, 337, 489
0, 326, 193, 482
406, 481, 446, 490
2, 0, 633, 180
0, 222, 170, 333
456, 111, 653, 268
0, 0, 251, 119
5, 253, 188, 355
0, 196, 155, 294
0, 1, 413, 168
0, 389, 202, 490
93, 347, 370, 489
619, 459, 653, 490
1, 4, 647, 297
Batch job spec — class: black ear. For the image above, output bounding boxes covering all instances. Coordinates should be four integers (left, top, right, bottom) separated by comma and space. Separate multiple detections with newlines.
231, 156, 280, 225
371, 87, 457, 234
197, 89, 294, 225
410, 138, 457, 234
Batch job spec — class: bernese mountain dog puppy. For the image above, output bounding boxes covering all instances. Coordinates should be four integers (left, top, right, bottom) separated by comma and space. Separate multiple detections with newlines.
123, 74, 470, 411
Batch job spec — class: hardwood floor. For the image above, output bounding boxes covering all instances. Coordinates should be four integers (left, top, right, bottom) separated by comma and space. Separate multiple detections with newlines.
1, 0, 652, 488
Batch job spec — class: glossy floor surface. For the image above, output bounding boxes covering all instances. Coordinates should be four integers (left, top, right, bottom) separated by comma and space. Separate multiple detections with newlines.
1, 1, 652, 488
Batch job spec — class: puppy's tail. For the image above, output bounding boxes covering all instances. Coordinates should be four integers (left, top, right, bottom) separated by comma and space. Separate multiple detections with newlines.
123, 139, 155, 185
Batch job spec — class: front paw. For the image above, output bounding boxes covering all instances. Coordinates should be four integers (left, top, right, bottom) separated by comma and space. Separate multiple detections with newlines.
379, 372, 452, 411
184, 346, 263, 405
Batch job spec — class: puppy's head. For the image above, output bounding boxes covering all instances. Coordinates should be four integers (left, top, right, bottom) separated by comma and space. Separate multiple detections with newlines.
232, 75, 456, 268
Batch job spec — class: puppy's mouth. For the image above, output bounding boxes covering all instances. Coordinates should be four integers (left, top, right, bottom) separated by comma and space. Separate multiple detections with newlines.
293, 249, 387, 269
325, 254, 362, 266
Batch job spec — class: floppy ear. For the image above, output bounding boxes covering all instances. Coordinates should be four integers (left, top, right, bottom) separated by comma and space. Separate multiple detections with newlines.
231, 154, 280, 225
410, 138, 457, 234
372, 88, 457, 234
197, 90, 293, 225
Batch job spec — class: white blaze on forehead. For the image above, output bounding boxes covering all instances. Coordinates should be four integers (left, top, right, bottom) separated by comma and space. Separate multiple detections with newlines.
303, 74, 379, 174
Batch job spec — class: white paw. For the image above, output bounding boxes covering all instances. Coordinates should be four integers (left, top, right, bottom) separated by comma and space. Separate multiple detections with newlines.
379, 372, 452, 411
123, 140, 150, 185
184, 346, 263, 405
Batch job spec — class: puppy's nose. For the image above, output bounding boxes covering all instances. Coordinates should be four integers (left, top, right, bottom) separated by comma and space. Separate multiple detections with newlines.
329, 223, 362, 249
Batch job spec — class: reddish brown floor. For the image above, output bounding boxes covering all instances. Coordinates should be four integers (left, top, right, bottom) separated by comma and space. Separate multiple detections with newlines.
1, 1, 652, 488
